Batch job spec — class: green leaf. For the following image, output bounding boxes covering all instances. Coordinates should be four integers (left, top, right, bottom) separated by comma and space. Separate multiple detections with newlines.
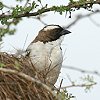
31, 1, 38, 9
8, 29, 16, 35
69, 0, 74, 3
57, 89, 75, 100
1, 18, 8, 25
12, 5, 24, 17
52, 6, 70, 15
24, 6, 32, 12
0, 28, 16, 41
80, 75, 96, 92
0, 2, 4, 10
0, 63, 5, 68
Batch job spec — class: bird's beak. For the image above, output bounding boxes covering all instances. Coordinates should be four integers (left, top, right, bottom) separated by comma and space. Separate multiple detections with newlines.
60, 29, 71, 35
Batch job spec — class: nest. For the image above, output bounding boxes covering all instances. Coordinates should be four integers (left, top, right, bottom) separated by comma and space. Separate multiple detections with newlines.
0, 52, 57, 100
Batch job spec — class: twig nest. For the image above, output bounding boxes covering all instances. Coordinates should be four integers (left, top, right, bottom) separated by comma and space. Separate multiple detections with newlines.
0, 52, 57, 100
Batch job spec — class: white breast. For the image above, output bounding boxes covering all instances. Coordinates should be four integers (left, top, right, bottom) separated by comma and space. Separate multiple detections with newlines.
28, 42, 63, 69
27, 36, 64, 85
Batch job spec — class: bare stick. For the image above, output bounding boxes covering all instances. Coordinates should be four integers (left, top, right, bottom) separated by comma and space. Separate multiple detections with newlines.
60, 82, 96, 89
63, 65, 100, 77
64, 10, 100, 29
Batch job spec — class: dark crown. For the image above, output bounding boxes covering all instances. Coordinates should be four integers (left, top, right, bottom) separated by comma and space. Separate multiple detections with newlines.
33, 25, 71, 43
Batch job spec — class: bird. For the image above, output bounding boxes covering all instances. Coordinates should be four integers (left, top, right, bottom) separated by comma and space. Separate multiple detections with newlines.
26, 25, 71, 86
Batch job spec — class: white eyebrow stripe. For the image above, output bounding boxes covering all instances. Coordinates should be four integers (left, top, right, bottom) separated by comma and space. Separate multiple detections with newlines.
43, 25, 60, 31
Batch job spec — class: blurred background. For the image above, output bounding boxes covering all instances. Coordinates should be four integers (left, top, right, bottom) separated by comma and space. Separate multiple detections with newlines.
1, 0, 100, 100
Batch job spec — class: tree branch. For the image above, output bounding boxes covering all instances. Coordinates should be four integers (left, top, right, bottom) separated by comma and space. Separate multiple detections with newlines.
63, 65, 100, 77
64, 9, 100, 29
0, 0, 100, 19
60, 82, 96, 89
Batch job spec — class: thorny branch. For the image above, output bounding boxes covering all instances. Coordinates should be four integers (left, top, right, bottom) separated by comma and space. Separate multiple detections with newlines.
56, 74, 96, 90
33, 10, 100, 27
0, 0, 100, 19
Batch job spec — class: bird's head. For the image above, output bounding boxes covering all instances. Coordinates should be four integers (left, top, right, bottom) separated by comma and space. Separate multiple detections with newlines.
33, 25, 71, 43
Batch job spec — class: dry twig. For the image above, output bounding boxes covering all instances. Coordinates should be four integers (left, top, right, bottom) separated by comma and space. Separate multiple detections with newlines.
64, 10, 100, 29
60, 82, 96, 89
63, 65, 100, 77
